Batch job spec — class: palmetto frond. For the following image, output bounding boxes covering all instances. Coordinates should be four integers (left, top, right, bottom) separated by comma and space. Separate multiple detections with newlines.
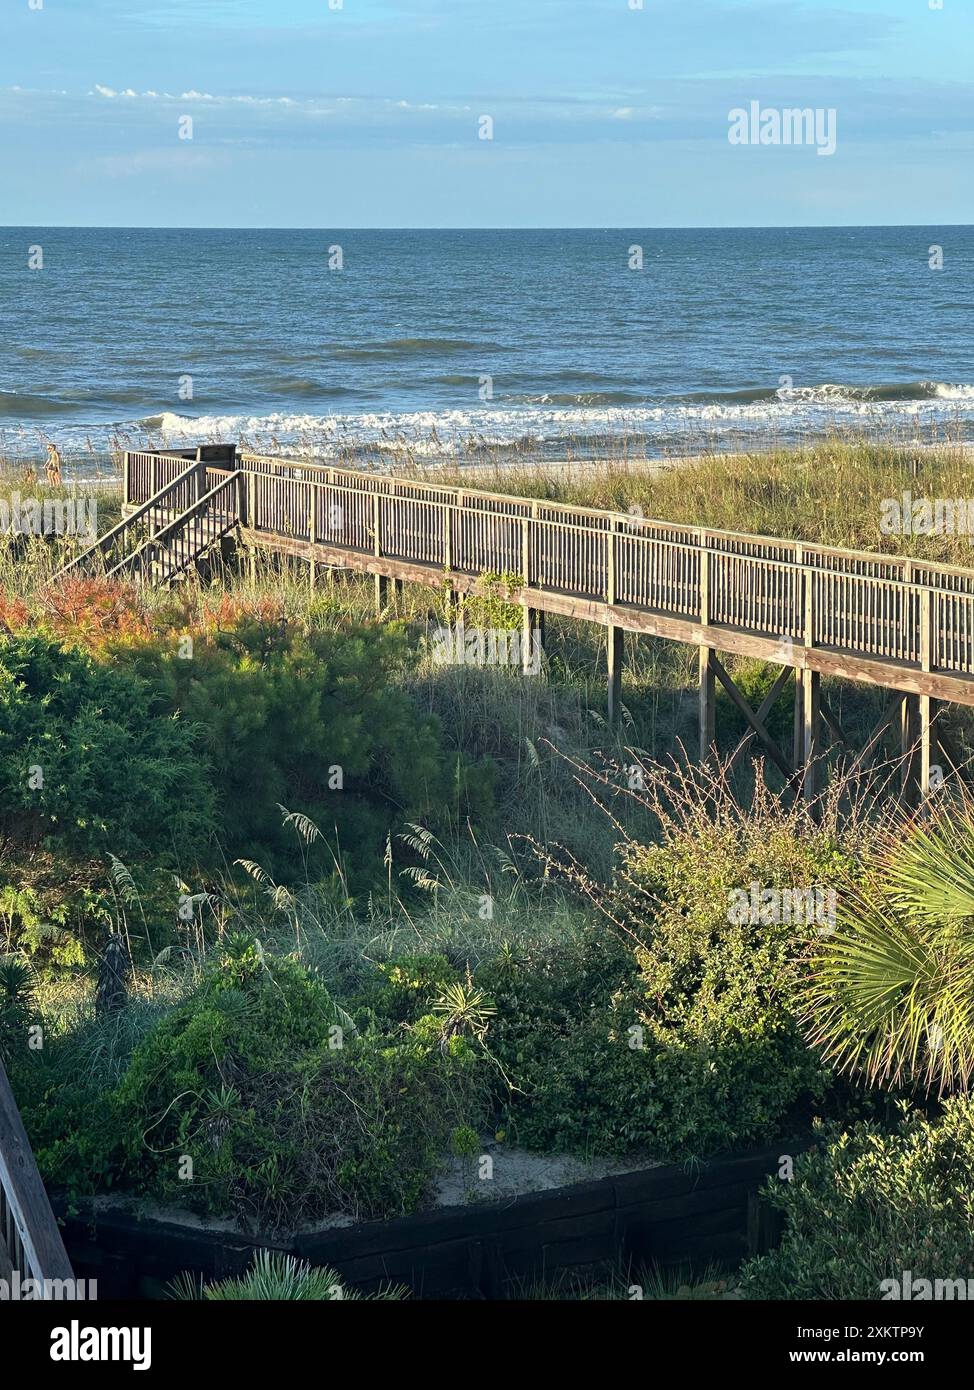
882, 811, 974, 925
803, 811, 974, 1097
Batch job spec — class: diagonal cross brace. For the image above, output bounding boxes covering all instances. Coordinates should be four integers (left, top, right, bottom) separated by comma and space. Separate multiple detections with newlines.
711, 654, 794, 779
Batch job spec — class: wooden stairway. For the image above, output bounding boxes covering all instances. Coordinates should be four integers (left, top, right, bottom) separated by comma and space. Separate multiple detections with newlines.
110, 469, 242, 582
0, 1058, 74, 1294
59, 461, 243, 585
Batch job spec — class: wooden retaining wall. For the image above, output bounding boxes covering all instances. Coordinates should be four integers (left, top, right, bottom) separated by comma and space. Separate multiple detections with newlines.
56, 1142, 800, 1300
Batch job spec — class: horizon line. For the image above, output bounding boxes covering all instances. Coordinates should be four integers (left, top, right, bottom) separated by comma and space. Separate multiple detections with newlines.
2, 221, 973, 233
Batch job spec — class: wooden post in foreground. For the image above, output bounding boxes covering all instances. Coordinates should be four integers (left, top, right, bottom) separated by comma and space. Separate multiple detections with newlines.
0, 1058, 74, 1285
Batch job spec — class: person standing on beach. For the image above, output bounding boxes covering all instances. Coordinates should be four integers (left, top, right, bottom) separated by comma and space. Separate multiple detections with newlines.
45, 442, 62, 486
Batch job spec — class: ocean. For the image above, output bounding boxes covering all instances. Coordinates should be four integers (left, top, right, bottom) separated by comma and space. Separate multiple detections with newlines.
1, 226, 971, 469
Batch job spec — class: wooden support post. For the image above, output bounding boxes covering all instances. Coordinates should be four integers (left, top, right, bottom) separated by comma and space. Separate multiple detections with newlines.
308, 486, 316, 595
607, 623, 623, 722
920, 696, 937, 797
793, 671, 805, 774
919, 588, 938, 797
523, 607, 544, 677
699, 645, 716, 760
123, 451, 131, 508
901, 693, 920, 806
453, 587, 465, 665
374, 573, 388, 614
799, 560, 820, 812
698, 543, 715, 760
793, 544, 806, 771
801, 668, 821, 811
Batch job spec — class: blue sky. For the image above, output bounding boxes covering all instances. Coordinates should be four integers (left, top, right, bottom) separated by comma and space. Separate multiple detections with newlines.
1, 0, 970, 227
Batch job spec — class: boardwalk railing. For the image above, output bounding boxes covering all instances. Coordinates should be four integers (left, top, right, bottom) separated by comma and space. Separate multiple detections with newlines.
0, 1058, 74, 1293
120, 449, 974, 694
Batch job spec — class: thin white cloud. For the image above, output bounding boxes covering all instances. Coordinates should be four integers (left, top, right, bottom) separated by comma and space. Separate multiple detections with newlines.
90, 85, 297, 106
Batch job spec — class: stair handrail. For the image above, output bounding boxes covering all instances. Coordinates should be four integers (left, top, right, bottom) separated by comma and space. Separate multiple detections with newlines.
0, 1056, 74, 1291
56, 461, 201, 578
108, 469, 243, 580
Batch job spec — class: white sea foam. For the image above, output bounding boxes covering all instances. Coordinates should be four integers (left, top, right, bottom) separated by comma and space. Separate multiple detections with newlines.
3, 387, 974, 463
149, 390, 974, 455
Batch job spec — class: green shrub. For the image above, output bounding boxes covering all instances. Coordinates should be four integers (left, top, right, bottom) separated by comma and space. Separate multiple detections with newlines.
0, 633, 218, 963
36, 936, 488, 1230
488, 815, 847, 1159
741, 1100, 974, 1300
0, 632, 216, 863
351, 953, 460, 1030
122, 616, 495, 881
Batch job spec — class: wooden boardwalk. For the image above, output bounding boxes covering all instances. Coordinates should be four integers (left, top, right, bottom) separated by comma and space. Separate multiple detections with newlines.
86, 443, 974, 803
